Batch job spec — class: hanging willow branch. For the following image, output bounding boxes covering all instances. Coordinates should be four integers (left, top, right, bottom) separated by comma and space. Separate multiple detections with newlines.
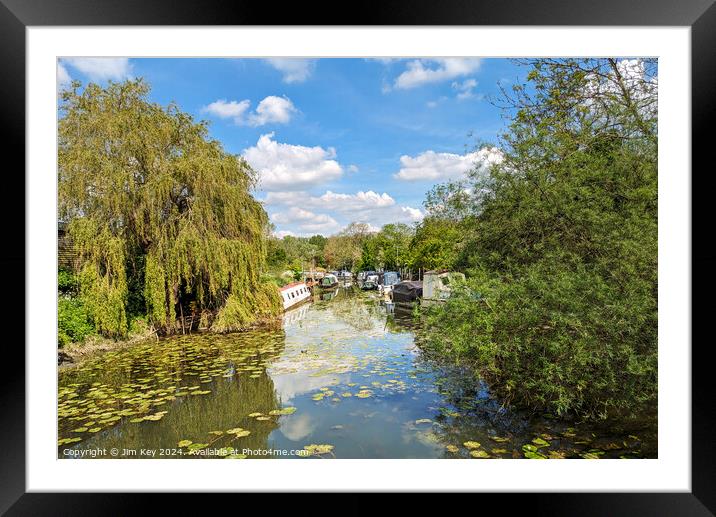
58, 79, 281, 337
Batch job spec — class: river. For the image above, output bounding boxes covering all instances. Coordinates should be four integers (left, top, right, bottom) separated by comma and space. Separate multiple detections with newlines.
58, 287, 656, 459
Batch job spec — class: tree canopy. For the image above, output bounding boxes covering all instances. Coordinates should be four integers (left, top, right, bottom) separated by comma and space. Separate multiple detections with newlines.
58, 79, 280, 337
418, 59, 658, 419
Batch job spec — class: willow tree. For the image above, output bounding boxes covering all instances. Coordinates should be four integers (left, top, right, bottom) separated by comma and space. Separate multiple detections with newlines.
58, 79, 280, 337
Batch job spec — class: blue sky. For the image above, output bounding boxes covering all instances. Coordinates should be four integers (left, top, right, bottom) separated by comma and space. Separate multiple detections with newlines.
58, 57, 525, 237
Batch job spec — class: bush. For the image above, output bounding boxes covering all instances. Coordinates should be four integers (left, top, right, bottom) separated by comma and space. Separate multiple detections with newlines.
58, 296, 95, 347
418, 258, 657, 419
58, 268, 78, 294
128, 315, 151, 336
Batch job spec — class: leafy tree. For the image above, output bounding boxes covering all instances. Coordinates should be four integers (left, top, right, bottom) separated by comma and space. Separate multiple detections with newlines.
409, 217, 462, 271
308, 235, 328, 267
323, 222, 377, 270
58, 79, 280, 336
419, 59, 657, 419
373, 223, 414, 270
324, 235, 359, 270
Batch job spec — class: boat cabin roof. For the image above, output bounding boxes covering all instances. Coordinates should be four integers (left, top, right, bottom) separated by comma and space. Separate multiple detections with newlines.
280, 281, 308, 291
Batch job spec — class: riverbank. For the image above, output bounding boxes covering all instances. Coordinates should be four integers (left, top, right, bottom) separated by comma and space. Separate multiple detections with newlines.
59, 328, 157, 368
59, 313, 285, 369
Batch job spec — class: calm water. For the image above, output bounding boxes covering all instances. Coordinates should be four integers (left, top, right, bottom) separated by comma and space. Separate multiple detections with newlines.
58, 288, 656, 459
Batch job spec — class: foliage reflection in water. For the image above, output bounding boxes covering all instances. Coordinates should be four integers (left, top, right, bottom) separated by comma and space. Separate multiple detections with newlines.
58, 288, 656, 459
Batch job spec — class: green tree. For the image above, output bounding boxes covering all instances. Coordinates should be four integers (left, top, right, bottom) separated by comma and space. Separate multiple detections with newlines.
58, 79, 280, 337
420, 59, 657, 419
409, 217, 462, 271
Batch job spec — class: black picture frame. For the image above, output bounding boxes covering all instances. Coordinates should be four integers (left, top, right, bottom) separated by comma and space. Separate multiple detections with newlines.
2, 0, 712, 513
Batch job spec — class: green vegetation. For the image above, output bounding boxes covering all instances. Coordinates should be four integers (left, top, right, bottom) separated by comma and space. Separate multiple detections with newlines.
58, 79, 280, 341
58, 296, 95, 347
417, 59, 658, 419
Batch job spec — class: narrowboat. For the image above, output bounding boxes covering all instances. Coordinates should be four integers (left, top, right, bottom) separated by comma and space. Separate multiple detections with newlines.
320, 273, 339, 289
378, 271, 401, 295
279, 281, 312, 311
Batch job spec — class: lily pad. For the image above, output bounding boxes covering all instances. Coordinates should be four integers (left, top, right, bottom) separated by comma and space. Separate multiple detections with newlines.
490, 435, 510, 443
227, 428, 251, 438
463, 441, 481, 449
269, 407, 297, 416
303, 444, 335, 456
470, 450, 490, 458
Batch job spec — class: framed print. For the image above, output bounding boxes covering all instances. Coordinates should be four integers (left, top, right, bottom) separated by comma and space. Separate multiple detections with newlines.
2, 0, 714, 513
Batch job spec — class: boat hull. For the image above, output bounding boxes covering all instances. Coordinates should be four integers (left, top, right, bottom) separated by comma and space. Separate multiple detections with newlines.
280, 282, 312, 311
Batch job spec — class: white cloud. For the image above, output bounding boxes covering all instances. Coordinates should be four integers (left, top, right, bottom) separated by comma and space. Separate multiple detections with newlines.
202, 99, 251, 123
243, 133, 343, 191
271, 208, 340, 234
398, 206, 423, 221
452, 78, 478, 100
62, 58, 132, 81
272, 207, 325, 224
263, 189, 422, 236
585, 59, 658, 120
265, 58, 315, 83
317, 190, 395, 211
202, 96, 296, 127
347, 164, 359, 173
57, 63, 71, 89
247, 96, 297, 126
393, 58, 482, 90
271, 206, 340, 235
395, 147, 503, 182
264, 190, 395, 212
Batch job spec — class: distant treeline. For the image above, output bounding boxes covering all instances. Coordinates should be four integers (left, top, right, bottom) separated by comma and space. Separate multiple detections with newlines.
265, 218, 462, 280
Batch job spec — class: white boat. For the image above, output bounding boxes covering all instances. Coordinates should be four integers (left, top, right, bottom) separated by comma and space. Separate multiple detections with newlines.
421, 270, 466, 306
279, 281, 312, 311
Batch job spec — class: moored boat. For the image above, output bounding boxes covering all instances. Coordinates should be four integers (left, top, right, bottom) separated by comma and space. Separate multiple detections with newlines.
390, 280, 423, 303
361, 280, 378, 290
378, 271, 401, 295
421, 270, 466, 306
279, 281, 312, 311
320, 273, 339, 289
